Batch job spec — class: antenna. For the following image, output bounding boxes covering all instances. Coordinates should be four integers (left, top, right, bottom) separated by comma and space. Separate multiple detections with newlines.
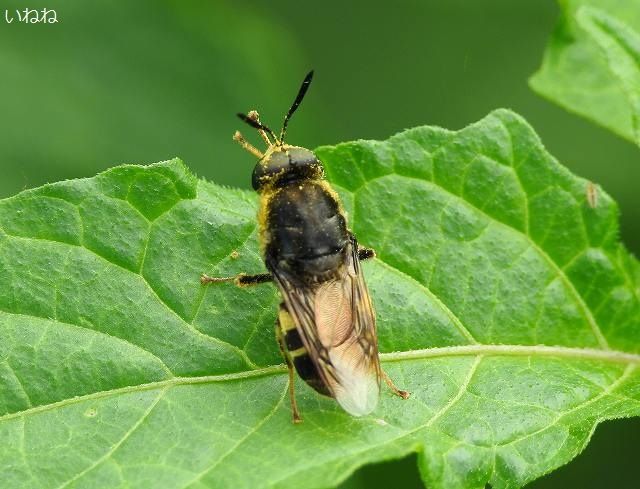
236, 112, 278, 142
280, 70, 314, 142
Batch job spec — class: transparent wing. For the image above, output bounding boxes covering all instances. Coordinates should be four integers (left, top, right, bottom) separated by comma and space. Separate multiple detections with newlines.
270, 237, 381, 416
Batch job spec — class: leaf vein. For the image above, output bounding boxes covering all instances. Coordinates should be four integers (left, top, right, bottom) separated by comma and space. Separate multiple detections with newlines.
370, 173, 610, 350
180, 383, 288, 489
373, 259, 478, 344
2, 360, 33, 408
0, 232, 255, 368
54, 388, 167, 489
425, 356, 482, 428
0, 309, 174, 377
1, 345, 639, 425
498, 364, 636, 450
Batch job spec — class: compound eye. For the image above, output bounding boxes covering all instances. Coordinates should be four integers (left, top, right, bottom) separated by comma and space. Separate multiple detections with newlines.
287, 147, 318, 166
268, 151, 290, 169
251, 151, 290, 190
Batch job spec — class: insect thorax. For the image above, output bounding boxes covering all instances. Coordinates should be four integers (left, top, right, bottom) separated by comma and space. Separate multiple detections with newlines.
260, 180, 349, 283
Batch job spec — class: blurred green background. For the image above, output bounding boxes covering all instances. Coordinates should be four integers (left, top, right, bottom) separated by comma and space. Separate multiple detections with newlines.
1, 1, 638, 487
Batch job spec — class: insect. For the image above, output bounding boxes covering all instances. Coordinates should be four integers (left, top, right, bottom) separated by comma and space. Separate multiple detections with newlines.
586, 181, 598, 209
201, 71, 409, 423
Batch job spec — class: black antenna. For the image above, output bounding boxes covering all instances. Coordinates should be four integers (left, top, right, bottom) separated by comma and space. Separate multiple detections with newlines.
236, 112, 277, 141
280, 70, 314, 142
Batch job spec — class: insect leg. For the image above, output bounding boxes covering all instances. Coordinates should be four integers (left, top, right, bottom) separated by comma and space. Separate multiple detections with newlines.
275, 313, 302, 424
357, 247, 376, 261
233, 131, 264, 159
380, 369, 410, 399
200, 272, 272, 287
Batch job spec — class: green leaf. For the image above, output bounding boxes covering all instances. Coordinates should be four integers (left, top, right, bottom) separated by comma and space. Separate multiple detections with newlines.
1, 109, 639, 489
530, 1, 640, 146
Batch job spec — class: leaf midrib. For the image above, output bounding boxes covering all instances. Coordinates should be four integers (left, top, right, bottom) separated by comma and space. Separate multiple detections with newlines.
1, 343, 638, 425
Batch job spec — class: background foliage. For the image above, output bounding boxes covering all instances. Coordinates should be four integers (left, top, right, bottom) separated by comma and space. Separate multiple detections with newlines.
530, 0, 640, 147
1, 1, 639, 487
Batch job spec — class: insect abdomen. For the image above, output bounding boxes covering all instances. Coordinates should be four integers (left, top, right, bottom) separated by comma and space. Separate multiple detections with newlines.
278, 306, 330, 396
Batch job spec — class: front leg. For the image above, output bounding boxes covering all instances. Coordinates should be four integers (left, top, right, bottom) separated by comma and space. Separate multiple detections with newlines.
200, 272, 272, 287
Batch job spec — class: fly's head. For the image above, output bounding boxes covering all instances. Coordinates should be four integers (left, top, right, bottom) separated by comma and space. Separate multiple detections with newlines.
251, 144, 324, 191
233, 71, 322, 192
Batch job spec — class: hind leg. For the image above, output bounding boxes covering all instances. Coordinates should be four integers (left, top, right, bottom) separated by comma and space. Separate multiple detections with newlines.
275, 316, 302, 424
381, 369, 410, 399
